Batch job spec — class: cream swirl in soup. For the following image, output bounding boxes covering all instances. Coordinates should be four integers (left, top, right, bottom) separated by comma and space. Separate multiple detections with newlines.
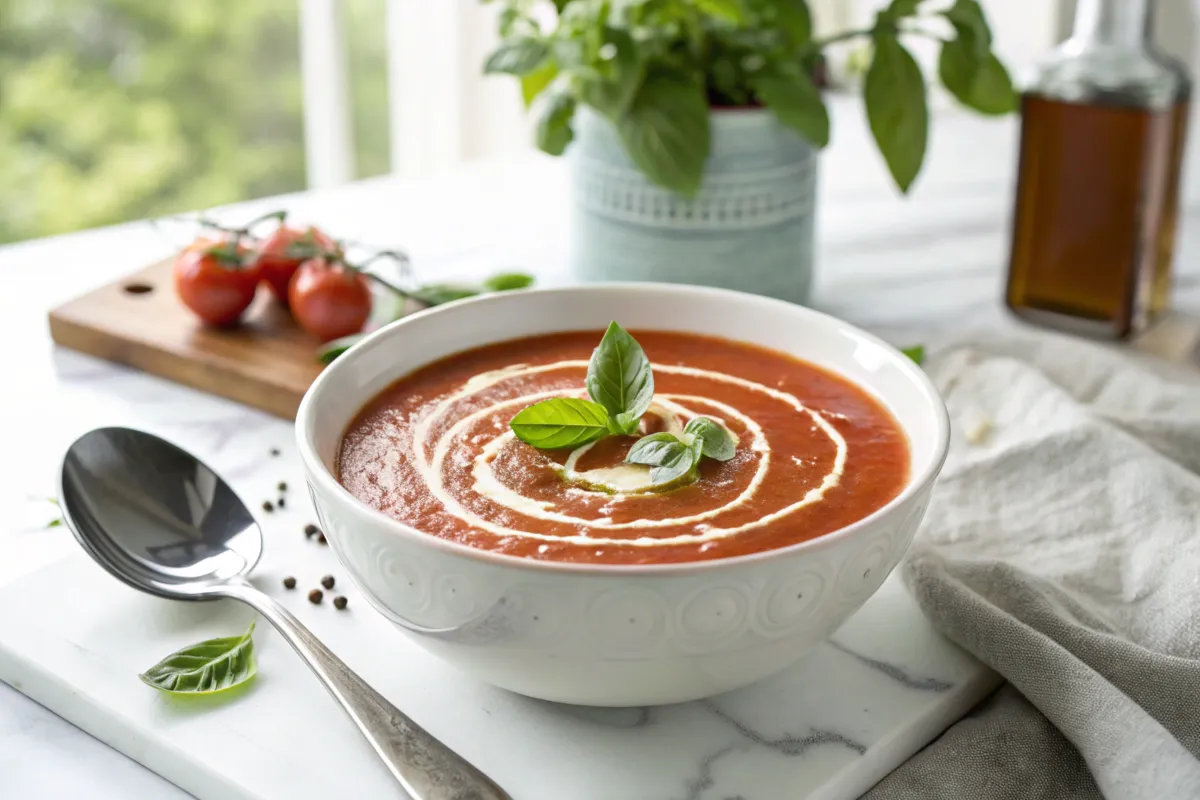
337, 331, 909, 565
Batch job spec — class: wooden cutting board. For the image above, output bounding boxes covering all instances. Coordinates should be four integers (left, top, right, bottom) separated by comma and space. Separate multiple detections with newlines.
47, 258, 1200, 422
48, 259, 325, 419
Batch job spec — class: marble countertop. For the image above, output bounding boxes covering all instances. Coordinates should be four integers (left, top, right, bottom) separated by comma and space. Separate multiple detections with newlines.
2, 103, 1199, 797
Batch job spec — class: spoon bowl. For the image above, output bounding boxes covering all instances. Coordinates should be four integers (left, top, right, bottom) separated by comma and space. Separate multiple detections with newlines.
60, 427, 261, 600
59, 426, 509, 800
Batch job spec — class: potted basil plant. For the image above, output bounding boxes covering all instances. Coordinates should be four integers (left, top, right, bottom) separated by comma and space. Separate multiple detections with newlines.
483, 0, 1015, 303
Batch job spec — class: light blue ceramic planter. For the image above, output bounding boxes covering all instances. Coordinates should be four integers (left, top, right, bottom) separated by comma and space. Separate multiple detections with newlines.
569, 107, 818, 304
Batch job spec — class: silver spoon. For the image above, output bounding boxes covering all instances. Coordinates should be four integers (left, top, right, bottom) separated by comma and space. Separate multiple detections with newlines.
60, 426, 510, 800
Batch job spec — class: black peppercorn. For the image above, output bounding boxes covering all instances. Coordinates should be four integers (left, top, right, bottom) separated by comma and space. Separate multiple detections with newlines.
270, 447, 281, 457
304, 523, 319, 538
277, 481, 288, 492
333, 596, 348, 610
262, 500, 274, 513
282, 576, 296, 590
308, 589, 323, 604
320, 575, 335, 590
317, 533, 327, 545
277, 496, 286, 509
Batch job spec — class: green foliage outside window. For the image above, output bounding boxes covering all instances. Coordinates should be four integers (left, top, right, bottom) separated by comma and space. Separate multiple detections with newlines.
0, 0, 389, 245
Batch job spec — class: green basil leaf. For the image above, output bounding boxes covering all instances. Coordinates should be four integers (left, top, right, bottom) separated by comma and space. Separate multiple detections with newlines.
482, 272, 535, 292
864, 35, 928, 193
901, 344, 925, 365
625, 432, 699, 485
616, 71, 710, 196
511, 397, 611, 449
610, 410, 641, 436
938, 40, 1016, 116
580, 27, 643, 117
484, 37, 550, 75
753, 66, 829, 148
521, 61, 559, 107
586, 321, 654, 424
943, 0, 991, 57
694, 0, 744, 23
937, 36, 977, 100
139, 620, 257, 695
626, 432, 681, 461
688, 435, 705, 472
537, 89, 576, 156
317, 333, 366, 364
410, 283, 480, 306
769, 0, 811, 46
965, 54, 1017, 115
881, 0, 923, 21
684, 416, 737, 461
46, 517, 63, 528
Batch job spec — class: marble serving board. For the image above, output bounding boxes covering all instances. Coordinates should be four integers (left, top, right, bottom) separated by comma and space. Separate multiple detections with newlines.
0, 549, 997, 800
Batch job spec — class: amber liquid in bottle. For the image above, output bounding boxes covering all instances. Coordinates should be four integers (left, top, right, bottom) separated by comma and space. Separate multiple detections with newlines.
1006, 94, 1173, 338
1150, 94, 1190, 314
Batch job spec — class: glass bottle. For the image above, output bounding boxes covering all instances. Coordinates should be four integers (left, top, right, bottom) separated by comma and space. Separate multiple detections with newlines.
1005, 0, 1181, 339
1146, 24, 1192, 316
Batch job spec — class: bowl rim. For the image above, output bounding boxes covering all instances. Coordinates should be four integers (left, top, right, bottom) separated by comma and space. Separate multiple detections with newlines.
296, 282, 950, 576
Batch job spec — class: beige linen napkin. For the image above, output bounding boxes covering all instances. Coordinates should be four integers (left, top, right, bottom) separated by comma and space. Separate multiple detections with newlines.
864, 329, 1200, 800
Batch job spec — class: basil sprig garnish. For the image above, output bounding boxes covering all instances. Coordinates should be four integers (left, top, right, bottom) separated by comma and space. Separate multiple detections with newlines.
625, 417, 736, 484
509, 397, 611, 449
624, 432, 702, 485
512, 321, 654, 446
683, 416, 737, 461
510, 322, 738, 486
586, 321, 655, 435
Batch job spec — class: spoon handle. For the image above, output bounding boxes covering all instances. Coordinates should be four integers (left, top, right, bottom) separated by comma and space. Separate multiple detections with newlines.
225, 583, 510, 800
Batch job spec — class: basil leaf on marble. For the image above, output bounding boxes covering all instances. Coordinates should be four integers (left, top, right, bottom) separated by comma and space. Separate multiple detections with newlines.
901, 345, 925, 365
410, 283, 481, 307
317, 333, 366, 364
684, 417, 737, 462
625, 432, 699, 485
482, 272, 536, 292
586, 321, 655, 427
42, 496, 64, 528
510, 397, 612, 449
139, 620, 257, 695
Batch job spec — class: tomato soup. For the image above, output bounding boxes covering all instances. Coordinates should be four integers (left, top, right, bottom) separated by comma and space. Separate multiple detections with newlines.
337, 331, 909, 565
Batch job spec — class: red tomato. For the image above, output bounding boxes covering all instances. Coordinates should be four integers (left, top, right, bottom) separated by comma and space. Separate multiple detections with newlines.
173, 238, 261, 326
256, 225, 337, 304
288, 258, 372, 341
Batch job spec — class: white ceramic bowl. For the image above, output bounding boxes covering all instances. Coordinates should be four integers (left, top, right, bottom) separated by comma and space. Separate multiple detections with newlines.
296, 284, 949, 707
